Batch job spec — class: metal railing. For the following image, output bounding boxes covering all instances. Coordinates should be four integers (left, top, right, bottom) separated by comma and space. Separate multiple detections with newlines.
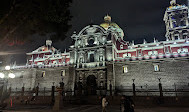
115, 84, 189, 96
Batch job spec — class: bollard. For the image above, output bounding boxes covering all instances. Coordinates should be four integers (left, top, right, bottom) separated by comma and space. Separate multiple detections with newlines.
158, 78, 163, 97
109, 80, 112, 96
51, 82, 55, 105
158, 78, 164, 104
132, 79, 136, 97
159, 83, 163, 97
22, 87, 24, 96
36, 83, 39, 96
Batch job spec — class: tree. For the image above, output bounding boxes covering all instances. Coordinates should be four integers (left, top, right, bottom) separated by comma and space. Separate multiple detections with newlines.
0, 0, 72, 46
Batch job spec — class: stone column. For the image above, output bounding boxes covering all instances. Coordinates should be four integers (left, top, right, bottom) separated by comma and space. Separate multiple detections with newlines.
53, 88, 62, 111
68, 66, 76, 96
169, 16, 173, 28
170, 32, 174, 40
178, 30, 183, 39
106, 62, 114, 95
185, 17, 189, 26
30, 68, 37, 90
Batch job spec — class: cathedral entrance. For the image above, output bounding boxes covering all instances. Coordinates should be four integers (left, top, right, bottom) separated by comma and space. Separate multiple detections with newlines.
86, 75, 97, 95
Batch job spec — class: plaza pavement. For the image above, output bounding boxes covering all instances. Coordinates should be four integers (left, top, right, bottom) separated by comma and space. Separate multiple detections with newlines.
2, 105, 189, 112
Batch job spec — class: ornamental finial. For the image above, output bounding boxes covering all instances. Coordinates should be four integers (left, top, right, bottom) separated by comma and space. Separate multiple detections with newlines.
170, 0, 176, 6
46, 40, 52, 46
104, 14, 111, 22
143, 39, 147, 44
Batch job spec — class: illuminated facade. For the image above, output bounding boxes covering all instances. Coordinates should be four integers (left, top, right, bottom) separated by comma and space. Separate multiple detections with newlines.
26, 40, 70, 67
3, 1, 189, 96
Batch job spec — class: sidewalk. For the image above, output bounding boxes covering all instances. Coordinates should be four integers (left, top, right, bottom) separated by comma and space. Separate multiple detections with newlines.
2, 105, 189, 112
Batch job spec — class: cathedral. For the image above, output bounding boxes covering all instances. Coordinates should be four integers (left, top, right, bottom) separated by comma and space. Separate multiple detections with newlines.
1, 1, 189, 96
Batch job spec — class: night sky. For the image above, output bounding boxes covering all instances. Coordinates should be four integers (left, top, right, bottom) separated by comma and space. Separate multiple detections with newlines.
0, 0, 188, 65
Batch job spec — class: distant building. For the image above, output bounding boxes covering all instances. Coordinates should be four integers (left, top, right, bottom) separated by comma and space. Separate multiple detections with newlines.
1, 1, 189, 96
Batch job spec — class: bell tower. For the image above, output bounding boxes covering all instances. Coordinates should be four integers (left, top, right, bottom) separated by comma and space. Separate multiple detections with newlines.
188, 0, 189, 17
164, 0, 189, 40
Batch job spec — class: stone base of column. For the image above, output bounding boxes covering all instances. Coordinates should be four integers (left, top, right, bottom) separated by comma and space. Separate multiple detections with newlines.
53, 94, 63, 111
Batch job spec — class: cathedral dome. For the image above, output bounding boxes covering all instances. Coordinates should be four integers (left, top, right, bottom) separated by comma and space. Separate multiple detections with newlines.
100, 15, 124, 38
168, 0, 182, 10
100, 15, 120, 30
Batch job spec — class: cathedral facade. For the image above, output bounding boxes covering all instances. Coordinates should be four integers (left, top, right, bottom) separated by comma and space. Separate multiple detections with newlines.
1, 1, 189, 96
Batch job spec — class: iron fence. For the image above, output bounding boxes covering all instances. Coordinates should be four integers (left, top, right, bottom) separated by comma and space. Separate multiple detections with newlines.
115, 84, 189, 96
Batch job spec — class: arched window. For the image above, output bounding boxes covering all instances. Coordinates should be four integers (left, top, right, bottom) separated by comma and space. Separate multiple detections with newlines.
182, 30, 188, 39
42, 71, 45, 77
153, 64, 160, 72
123, 66, 128, 73
90, 54, 94, 62
174, 34, 179, 39
61, 70, 65, 76
99, 55, 103, 61
79, 57, 83, 63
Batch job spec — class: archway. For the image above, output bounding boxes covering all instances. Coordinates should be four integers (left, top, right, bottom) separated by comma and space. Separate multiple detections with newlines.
86, 75, 97, 95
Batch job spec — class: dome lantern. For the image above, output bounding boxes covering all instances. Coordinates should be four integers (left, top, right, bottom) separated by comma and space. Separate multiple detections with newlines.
104, 15, 111, 22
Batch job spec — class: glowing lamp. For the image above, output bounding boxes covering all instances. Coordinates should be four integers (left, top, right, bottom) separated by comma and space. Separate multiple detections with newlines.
5, 66, 11, 70
8, 73, 15, 78
0, 73, 5, 78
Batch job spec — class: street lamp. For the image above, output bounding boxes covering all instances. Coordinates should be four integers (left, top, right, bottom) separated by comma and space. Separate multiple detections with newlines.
0, 72, 15, 79
5, 66, 11, 70
8, 73, 15, 79
0, 68, 15, 106
0, 73, 5, 78
0, 65, 15, 79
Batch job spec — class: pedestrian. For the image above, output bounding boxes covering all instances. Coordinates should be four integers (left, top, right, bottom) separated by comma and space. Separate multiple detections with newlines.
31, 91, 36, 101
128, 96, 135, 112
102, 95, 108, 112
25, 97, 30, 104
120, 95, 125, 112
120, 95, 135, 112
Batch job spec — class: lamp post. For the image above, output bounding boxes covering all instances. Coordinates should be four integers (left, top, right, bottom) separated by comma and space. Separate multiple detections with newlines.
0, 66, 15, 79
0, 66, 15, 89
5, 66, 11, 70
0, 66, 15, 105
0, 73, 5, 78
158, 78, 163, 97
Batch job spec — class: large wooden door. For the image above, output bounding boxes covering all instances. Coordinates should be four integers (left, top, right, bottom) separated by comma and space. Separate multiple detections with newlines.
86, 75, 97, 95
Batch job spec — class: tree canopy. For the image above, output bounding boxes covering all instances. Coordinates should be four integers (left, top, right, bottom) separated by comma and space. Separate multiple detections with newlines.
0, 0, 72, 46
